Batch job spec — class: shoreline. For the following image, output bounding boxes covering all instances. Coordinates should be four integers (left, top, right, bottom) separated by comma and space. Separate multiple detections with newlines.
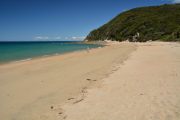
0, 42, 136, 120
0, 42, 106, 66
1, 41, 179, 120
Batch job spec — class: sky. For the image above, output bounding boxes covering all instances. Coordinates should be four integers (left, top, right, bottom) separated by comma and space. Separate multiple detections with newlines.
0, 0, 179, 41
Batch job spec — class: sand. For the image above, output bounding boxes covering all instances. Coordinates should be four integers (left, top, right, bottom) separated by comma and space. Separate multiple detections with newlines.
62, 42, 180, 120
0, 42, 136, 120
0, 42, 180, 120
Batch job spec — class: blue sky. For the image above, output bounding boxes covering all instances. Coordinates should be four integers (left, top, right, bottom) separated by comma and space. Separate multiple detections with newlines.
0, 0, 179, 41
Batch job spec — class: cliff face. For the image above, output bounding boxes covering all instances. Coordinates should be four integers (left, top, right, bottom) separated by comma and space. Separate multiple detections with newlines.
85, 4, 180, 42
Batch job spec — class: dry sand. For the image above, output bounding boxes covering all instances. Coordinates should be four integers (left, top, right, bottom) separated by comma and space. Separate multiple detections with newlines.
0, 42, 136, 120
62, 42, 180, 120
1, 42, 180, 120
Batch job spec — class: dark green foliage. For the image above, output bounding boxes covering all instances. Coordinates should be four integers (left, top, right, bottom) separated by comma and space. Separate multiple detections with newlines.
85, 4, 180, 42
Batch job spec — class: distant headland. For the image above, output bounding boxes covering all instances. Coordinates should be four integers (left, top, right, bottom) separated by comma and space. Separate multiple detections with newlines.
85, 4, 180, 42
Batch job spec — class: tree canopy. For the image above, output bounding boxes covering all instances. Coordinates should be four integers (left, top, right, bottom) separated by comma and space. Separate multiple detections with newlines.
85, 4, 180, 42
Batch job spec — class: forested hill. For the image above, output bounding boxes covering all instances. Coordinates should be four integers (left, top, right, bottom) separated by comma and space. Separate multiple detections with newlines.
85, 4, 180, 42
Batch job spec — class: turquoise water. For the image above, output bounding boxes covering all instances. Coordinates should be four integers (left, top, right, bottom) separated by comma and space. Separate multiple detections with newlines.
0, 41, 102, 63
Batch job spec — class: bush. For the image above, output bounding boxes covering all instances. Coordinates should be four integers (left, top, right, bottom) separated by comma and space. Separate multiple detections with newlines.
85, 4, 180, 42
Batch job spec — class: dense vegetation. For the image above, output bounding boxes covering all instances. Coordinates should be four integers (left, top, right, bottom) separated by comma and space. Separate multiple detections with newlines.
85, 4, 180, 42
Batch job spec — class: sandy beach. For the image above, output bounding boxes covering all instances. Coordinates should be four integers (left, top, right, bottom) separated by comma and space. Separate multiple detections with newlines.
63, 42, 180, 120
0, 42, 180, 120
0, 42, 136, 120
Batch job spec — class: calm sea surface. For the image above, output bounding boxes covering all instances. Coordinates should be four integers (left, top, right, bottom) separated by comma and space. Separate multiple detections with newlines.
0, 41, 102, 63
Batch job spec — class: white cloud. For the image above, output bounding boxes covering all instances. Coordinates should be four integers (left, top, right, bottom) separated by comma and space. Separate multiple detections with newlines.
54, 36, 61, 40
34, 36, 62, 40
34, 36, 86, 41
71, 36, 86, 41
65, 37, 69, 40
34, 36, 49, 40
172, 0, 180, 3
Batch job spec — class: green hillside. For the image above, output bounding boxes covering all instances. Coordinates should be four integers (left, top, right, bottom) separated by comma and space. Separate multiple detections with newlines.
85, 4, 180, 42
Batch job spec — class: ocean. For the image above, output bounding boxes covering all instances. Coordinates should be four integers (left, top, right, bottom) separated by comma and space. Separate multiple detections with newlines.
0, 41, 102, 63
